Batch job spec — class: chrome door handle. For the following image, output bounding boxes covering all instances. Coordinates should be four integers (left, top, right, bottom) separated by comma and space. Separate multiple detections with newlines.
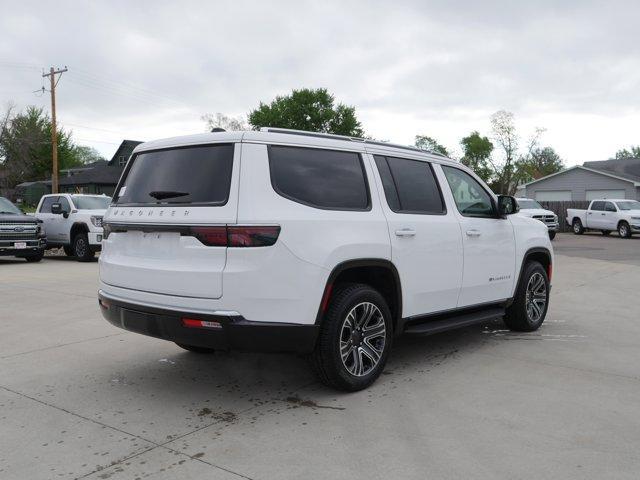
466, 229, 481, 237
395, 228, 416, 237
587, 212, 592, 215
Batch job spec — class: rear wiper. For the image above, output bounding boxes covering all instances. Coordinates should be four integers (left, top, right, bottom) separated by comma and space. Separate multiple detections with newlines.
148, 190, 190, 201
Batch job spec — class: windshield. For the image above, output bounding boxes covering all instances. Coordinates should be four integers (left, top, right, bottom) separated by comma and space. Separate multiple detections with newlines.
517, 199, 543, 210
71, 195, 112, 210
116, 144, 234, 205
0, 197, 21, 215
616, 201, 640, 210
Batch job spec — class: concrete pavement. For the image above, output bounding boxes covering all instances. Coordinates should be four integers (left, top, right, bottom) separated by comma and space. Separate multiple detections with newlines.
1, 236, 639, 479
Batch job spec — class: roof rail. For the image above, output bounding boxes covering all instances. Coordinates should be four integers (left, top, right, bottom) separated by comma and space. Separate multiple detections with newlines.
259, 127, 449, 158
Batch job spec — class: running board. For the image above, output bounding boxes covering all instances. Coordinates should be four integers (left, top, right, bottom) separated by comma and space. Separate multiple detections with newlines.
403, 307, 505, 336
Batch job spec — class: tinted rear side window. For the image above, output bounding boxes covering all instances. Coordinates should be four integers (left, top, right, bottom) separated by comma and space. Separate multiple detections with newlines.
591, 201, 604, 211
374, 155, 445, 214
269, 146, 369, 210
116, 144, 234, 205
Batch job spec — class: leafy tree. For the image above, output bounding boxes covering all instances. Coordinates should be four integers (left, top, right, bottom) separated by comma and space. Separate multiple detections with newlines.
0, 106, 81, 187
73, 145, 105, 164
460, 131, 493, 182
517, 146, 564, 183
248, 88, 364, 137
613, 146, 640, 159
414, 135, 449, 156
202, 112, 248, 131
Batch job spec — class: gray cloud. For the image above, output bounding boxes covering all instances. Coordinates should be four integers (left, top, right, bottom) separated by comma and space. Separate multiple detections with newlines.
1, 0, 639, 163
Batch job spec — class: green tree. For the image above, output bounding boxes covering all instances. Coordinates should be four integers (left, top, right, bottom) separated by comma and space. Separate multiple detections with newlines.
614, 146, 640, 159
460, 131, 493, 182
73, 145, 105, 164
414, 135, 449, 156
517, 146, 564, 183
0, 106, 81, 187
248, 88, 364, 137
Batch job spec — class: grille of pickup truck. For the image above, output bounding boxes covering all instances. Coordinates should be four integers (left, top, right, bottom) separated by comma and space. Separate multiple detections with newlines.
0, 222, 39, 240
532, 215, 556, 226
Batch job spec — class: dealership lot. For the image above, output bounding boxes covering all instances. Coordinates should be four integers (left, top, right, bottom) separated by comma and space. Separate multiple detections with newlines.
1, 235, 639, 480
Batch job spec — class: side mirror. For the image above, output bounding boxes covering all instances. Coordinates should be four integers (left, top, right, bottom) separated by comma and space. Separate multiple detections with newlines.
51, 203, 62, 215
498, 195, 519, 216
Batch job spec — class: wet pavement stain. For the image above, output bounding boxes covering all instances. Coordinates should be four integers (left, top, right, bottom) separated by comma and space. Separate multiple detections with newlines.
285, 395, 346, 411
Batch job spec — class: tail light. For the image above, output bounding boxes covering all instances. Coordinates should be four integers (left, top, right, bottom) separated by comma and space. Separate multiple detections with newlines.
191, 225, 280, 247
101, 224, 280, 247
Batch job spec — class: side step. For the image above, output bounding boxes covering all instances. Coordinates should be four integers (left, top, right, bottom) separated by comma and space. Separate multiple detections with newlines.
403, 307, 505, 336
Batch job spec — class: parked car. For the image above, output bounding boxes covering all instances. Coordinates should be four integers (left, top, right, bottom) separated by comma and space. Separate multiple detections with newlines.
567, 199, 640, 238
515, 198, 559, 240
98, 128, 553, 391
0, 196, 46, 262
35, 194, 111, 261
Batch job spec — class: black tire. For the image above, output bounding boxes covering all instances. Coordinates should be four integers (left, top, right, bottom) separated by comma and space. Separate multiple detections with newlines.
602, 230, 611, 236
572, 218, 584, 235
548, 231, 556, 240
73, 232, 94, 262
504, 261, 549, 332
63, 245, 74, 256
310, 283, 392, 391
618, 221, 632, 238
175, 343, 215, 354
24, 251, 44, 263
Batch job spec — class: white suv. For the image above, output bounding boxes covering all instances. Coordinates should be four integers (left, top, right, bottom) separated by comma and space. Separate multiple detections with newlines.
99, 128, 553, 391
36, 194, 110, 261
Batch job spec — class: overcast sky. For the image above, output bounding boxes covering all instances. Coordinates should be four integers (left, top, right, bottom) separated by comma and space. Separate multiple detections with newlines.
1, 0, 639, 166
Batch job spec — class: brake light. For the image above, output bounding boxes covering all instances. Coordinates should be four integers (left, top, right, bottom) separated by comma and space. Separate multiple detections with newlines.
227, 226, 280, 247
191, 226, 280, 247
103, 223, 112, 239
190, 226, 228, 247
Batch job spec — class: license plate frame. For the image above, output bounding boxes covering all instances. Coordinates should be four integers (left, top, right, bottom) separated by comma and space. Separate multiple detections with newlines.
14, 242, 27, 249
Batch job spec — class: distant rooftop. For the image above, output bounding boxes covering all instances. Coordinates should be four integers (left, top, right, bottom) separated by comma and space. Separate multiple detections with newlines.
583, 158, 640, 183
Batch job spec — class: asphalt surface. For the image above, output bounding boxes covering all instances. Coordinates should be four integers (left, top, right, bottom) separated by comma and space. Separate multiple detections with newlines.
1, 234, 639, 479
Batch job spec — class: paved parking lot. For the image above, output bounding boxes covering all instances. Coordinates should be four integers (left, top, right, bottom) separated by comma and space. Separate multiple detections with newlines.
1, 234, 639, 480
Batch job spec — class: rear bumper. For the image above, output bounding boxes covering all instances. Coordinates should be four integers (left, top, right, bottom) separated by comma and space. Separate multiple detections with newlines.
98, 292, 319, 354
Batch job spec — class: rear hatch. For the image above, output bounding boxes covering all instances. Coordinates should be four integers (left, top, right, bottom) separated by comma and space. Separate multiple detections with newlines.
100, 143, 238, 299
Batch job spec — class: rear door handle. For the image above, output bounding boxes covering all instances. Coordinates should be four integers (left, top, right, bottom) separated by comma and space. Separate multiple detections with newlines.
395, 228, 416, 237
466, 229, 481, 237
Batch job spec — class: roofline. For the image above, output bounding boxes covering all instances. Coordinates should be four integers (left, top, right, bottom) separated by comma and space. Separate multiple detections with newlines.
259, 127, 450, 159
520, 165, 640, 187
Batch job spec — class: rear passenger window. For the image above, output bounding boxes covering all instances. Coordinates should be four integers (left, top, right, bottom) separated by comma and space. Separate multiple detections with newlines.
268, 146, 369, 210
373, 155, 445, 214
591, 201, 604, 211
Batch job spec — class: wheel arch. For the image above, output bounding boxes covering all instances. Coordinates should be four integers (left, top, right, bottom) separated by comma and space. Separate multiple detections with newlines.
509, 247, 552, 305
315, 259, 403, 334
70, 222, 89, 241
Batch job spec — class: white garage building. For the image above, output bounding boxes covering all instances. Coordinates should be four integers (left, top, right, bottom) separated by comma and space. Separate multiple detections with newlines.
518, 158, 640, 201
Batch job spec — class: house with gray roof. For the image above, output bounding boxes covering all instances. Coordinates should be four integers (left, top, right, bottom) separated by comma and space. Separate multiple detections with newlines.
517, 158, 640, 201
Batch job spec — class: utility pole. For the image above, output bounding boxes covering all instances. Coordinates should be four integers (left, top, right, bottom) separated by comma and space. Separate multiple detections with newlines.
42, 66, 67, 193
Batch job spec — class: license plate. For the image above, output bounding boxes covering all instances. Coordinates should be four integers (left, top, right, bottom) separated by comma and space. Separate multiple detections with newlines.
14, 242, 27, 249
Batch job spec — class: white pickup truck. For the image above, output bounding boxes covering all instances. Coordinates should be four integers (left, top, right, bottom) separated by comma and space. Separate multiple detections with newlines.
567, 199, 640, 238
35, 193, 111, 260
516, 198, 559, 240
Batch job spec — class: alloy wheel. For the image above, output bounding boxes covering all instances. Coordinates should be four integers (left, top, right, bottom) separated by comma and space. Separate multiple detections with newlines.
339, 302, 386, 377
525, 272, 547, 323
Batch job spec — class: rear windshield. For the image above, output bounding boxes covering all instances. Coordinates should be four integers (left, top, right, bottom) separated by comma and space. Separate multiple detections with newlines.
71, 196, 111, 210
115, 144, 234, 205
